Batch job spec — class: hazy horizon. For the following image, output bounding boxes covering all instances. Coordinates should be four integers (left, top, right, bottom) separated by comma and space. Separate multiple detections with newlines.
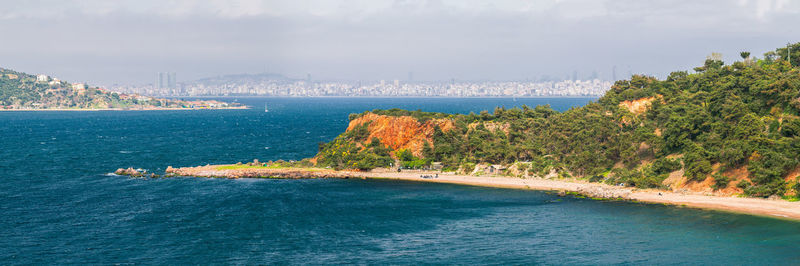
1, 0, 798, 87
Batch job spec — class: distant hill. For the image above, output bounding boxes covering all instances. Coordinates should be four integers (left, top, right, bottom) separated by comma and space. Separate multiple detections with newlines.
0, 68, 241, 110
315, 43, 800, 198
185, 73, 296, 86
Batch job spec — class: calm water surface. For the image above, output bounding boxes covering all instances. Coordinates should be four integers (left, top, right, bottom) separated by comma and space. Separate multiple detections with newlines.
1, 97, 799, 264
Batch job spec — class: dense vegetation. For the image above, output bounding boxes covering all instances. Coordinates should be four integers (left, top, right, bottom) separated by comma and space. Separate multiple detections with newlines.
316, 43, 800, 197
315, 122, 395, 170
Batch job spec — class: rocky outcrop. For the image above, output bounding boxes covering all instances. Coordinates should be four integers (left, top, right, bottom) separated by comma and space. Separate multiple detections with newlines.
114, 167, 158, 178
468, 121, 510, 134
165, 165, 360, 179
115, 167, 141, 177
575, 185, 633, 199
346, 113, 454, 157
619, 96, 660, 115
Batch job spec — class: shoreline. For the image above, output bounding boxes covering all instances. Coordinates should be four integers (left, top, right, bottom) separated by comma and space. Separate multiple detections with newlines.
366, 172, 800, 222
0, 106, 249, 111
163, 165, 800, 221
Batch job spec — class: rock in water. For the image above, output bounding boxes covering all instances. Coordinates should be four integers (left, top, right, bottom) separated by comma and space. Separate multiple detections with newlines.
114, 167, 142, 177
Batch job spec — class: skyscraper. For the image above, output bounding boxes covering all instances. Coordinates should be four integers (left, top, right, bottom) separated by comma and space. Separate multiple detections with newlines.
167, 72, 176, 89
156, 72, 176, 89
157, 72, 165, 89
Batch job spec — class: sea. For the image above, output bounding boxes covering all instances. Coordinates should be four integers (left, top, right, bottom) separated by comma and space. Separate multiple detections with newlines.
1, 97, 799, 264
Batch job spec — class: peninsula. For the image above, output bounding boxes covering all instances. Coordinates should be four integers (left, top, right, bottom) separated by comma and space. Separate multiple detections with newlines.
142, 43, 800, 220
0, 67, 245, 110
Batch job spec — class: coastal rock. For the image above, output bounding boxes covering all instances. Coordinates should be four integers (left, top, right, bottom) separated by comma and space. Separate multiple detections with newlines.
114, 167, 142, 177
164, 164, 362, 180
576, 185, 632, 200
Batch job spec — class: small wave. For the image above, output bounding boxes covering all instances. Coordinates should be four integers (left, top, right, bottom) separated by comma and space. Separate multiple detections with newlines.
264, 147, 270, 149
119, 151, 133, 154
105, 173, 121, 176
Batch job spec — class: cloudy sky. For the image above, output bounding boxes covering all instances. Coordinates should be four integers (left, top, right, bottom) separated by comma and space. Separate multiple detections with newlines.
0, 0, 798, 86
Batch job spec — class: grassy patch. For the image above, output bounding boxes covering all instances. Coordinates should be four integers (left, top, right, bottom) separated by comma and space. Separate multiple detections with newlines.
782, 195, 800, 202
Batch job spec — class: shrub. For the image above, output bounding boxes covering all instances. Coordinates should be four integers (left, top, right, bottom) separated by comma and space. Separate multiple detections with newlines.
649, 157, 682, 175
612, 167, 667, 189
744, 180, 787, 198
736, 180, 752, 190
711, 173, 730, 190
461, 162, 476, 174
395, 149, 415, 162
344, 122, 371, 141
684, 148, 711, 182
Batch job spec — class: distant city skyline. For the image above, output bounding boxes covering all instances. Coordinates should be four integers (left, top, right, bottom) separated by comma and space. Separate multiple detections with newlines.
112, 72, 612, 97
132, 69, 622, 87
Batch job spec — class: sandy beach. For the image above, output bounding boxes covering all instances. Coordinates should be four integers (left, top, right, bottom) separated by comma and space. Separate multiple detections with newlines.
166, 165, 800, 221
367, 171, 800, 221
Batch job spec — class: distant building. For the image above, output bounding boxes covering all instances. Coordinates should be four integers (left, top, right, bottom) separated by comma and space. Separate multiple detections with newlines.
168, 72, 176, 89
157, 73, 165, 89
72, 83, 86, 90
157, 72, 177, 89
488, 164, 507, 174
36, 74, 49, 82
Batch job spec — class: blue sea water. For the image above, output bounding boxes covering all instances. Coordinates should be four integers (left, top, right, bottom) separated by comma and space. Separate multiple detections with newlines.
1, 97, 799, 264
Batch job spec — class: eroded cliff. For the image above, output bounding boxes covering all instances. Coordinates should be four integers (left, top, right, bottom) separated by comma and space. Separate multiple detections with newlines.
346, 112, 454, 157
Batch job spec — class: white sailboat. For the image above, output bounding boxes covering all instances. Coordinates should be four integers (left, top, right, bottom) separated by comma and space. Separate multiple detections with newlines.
264, 103, 269, 112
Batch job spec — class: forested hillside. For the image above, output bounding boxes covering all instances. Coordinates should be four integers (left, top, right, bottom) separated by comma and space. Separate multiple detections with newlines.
315, 43, 800, 198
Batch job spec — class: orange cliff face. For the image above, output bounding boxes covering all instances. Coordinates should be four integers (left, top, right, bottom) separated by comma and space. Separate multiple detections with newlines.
618, 95, 664, 115
346, 113, 455, 157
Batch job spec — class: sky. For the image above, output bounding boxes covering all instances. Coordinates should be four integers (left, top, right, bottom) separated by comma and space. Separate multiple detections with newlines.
0, 0, 798, 86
